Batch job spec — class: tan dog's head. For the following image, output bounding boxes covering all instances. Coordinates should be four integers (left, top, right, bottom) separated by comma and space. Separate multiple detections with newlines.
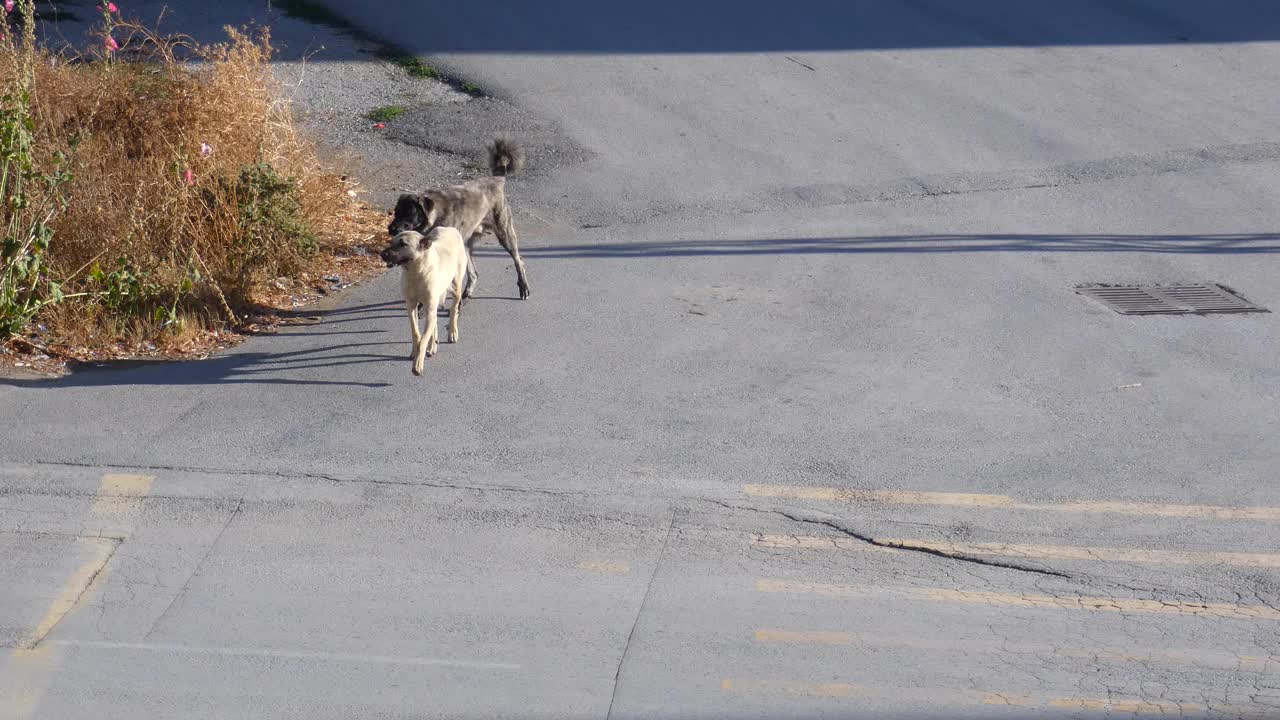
379, 230, 428, 268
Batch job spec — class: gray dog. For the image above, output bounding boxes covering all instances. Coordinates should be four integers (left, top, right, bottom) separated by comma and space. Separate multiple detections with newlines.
387, 138, 530, 300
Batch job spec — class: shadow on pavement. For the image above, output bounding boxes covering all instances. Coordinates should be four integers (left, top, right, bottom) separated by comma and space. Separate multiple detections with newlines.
2, 302, 408, 389
503, 233, 1280, 259
312, 0, 1280, 55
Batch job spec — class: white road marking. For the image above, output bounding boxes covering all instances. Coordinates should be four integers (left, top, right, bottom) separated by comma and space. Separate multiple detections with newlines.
52, 639, 522, 670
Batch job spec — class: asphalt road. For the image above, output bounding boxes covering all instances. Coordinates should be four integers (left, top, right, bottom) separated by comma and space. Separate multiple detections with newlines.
4, 1, 1280, 718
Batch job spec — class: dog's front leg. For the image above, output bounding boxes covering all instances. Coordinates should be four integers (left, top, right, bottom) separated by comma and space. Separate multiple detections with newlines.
407, 301, 422, 361
413, 305, 432, 377
423, 292, 443, 361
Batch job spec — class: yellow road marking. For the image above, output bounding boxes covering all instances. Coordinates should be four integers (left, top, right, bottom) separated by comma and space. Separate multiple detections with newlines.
720, 678, 863, 698
981, 693, 1203, 714
755, 578, 1280, 620
753, 534, 1280, 568
88, 474, 154, 535
1048, 697, 1197, 714
743, 484, 1280, 521
749, 628, 1276, 673
98, 473, 155, 497
0, 473, 154, 720
575, 560, 630, 574
725, 681, 1231, 714
15, 538, 118, 650
753, 629, 852, 645
2, 539, 118, 720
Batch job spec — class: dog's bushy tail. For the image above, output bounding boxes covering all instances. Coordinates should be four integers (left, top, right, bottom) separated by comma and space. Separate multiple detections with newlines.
488, 137, 525, 177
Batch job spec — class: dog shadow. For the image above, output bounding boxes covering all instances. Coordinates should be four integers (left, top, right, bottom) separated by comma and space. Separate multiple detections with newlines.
2, 301, 412, 389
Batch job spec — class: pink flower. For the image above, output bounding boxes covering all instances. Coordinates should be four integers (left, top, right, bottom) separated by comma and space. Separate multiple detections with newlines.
3, 1, 13, 14
104, 35, 118, 52
183, 169, 194, 186
372, 122, 386, 129
98, 2, 118, 12
199, 142, 212, 157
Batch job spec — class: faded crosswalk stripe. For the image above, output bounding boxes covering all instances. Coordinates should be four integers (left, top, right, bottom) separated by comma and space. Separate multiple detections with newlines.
744, 484, 1280, 520
755, 578, 1280, 620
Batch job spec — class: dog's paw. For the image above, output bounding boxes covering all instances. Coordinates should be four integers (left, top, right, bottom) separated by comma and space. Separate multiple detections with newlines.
412, 364, 423, 376
518, 280, 530, 300
447, 332, 459, 344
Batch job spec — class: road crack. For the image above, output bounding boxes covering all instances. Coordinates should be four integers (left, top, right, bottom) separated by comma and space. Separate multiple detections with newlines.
143, 498, 243, 640
783, 55, 816, 71
606, 507, 676, 720
702, 499, 1071, 579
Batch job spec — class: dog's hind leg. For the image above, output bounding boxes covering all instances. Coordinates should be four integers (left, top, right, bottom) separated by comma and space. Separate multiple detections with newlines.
492, 202, 530, 300
448, 274, 463, 343
462, 233, 482, 299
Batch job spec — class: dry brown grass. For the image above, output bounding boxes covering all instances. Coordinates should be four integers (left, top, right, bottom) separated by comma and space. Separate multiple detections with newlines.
4, 20, 383, 363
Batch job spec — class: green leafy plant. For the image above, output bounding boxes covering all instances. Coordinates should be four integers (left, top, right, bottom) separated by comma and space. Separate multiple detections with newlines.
226, 162, 317, 277
364, 104, 407, 122
375, 48, 439, 79
86, 257, 159, 316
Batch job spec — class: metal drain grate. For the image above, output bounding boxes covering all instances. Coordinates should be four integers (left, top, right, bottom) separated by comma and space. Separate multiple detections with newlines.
1076, 284, 1268, 315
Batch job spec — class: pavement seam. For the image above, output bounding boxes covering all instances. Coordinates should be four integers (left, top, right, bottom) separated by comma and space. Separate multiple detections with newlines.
22, 459, 584, 497
605, 507, 676, 720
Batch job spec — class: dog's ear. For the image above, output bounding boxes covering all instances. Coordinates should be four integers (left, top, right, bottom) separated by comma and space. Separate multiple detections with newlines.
417, 195, 435, 227
392, 194, 417, 222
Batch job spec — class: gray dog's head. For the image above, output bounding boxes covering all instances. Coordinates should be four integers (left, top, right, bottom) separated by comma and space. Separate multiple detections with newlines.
379, 230, 428, 268
387, 194, 436, 236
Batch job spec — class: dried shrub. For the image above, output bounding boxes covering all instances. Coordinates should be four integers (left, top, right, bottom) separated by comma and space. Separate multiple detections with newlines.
2, 12, 381, 354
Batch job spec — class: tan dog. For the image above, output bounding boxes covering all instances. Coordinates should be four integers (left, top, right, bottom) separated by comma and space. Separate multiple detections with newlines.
386, 138, 529, 299
379, 228, 468, 376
